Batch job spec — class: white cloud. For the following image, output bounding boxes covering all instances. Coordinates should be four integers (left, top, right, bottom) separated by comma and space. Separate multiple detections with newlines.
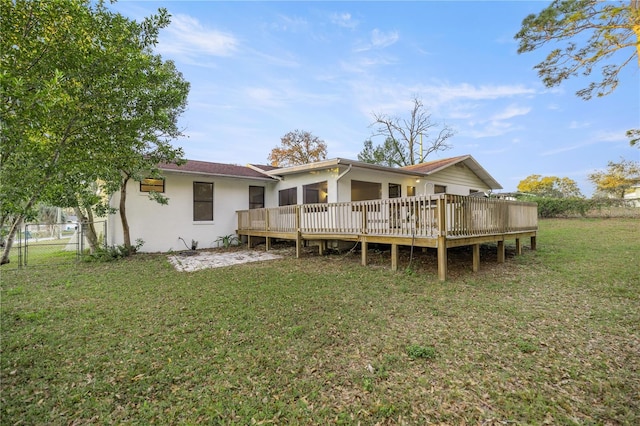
490, 104, 531, 121
541, 129, 628, 156
354, 28, 399, 52
424, 83, 536, 104
466, 121, 518, 138
569, 120, 591, 129
331, 12, 358, 29
371, 29, 399, 48
158, 14, 238, 61
271, 14, 309, 32
348, 79, 538, 120
244, 82, 341, 110
593, 130, 628, 142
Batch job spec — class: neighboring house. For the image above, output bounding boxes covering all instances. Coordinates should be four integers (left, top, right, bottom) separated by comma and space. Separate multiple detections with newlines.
107, 155, 502, 252
624, 184, 640, 207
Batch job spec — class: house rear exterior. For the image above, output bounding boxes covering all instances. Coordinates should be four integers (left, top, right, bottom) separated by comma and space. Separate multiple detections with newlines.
107, 155, 503, 253
107, 161, 277, 252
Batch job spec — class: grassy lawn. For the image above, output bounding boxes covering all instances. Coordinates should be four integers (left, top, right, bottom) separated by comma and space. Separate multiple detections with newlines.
1, 218, 638, 424
1, 236, 78, 269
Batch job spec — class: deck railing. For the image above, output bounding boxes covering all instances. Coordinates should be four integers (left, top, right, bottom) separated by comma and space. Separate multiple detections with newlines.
237, 194, 537, 239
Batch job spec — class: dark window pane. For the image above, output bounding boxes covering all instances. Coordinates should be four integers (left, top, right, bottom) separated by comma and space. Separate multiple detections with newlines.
249, 186, 265, 209
193, 182, 213, 221
279, 188, 297, 206
434, 184, 447, 194
389, 183, 401, 198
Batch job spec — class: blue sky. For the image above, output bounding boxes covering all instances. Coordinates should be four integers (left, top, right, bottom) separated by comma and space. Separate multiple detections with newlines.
111, 1, 639, 195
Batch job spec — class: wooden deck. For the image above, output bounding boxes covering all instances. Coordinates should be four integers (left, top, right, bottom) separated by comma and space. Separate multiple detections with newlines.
236, 194, 538, 281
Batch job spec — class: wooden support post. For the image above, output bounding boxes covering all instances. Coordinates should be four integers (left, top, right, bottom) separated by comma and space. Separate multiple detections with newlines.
247, 235, 252, 248
472, 244, 480, 272
497, 240, 505, 263
318, 240, 326, 256
361, 239, 368, 266
295, 232, 302, 258
437, 237, 447, 281
391, 243, 398, 271
265, 237, 271, 251
530, 235, 537, 251
437, 196, 448, 282
295, 205, 302, 258
515, 238, 522, 256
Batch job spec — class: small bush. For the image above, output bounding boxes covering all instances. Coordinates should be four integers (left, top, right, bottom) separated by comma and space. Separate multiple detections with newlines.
215, 234, 240, 249
406, 344, 436, 360
84, 239, 144, 262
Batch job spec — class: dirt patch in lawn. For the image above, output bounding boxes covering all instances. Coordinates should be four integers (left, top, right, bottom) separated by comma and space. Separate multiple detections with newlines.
168, 249, 283, 272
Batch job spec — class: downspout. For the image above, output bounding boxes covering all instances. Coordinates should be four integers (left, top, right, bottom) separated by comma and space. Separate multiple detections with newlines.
336, 164, 353, 202
337, 164, 353, 181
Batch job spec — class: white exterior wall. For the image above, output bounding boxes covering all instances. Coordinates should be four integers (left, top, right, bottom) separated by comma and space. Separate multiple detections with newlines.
273, 168, 341, 204
624, 186, 640, 207
273, 167, 422, 203
424, 163, 491, 195
336, 168, 422, 201
272, 164, 490, 203
108, 172, 275, 253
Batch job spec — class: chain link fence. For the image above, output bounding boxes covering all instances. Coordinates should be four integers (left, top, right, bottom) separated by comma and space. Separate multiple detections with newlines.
0, 221, 106, 270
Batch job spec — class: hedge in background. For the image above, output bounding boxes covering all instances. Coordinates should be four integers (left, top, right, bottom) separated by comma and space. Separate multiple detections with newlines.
517, 196, 636, 218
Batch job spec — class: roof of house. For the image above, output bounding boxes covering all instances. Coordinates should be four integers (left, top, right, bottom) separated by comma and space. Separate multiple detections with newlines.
159, 159, 275, 180
262, 158, 424, 178
402, 155, 502, 190
263, 155, 502, 189
157, 155, 502, 189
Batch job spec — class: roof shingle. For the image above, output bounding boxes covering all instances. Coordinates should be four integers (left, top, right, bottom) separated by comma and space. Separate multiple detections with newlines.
401, 155, 469, 174
160, 160, 273, 179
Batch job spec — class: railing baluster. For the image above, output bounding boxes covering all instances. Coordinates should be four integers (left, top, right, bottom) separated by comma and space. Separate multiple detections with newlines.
237, 194, 537, 238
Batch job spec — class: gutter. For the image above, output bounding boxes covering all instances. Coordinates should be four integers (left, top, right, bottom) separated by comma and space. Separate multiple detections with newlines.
246, 164, 282, 181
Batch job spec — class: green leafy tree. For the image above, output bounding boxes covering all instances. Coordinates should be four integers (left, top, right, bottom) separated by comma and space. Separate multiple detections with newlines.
515, 0, 640, 146
0, 0, 189, 263
362, 96, 455, 167
358, 138, 402, 167
588, 158, 640, 197
517, 175, 584, 198
268, 130, 327, 167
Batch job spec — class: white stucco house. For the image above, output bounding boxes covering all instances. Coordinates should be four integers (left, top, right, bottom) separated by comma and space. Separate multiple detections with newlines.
107, 154, 503, 253
623, 184, 640, 207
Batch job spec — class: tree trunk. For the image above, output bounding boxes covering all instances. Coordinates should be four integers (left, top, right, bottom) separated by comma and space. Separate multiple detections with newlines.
74, 206, 99, 253
0, 194, 40, 265
0, 215, 24, 265
119, 176, 131, 249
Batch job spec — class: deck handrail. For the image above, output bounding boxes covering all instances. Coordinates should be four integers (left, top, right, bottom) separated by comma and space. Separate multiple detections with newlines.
237, 194, 537, 238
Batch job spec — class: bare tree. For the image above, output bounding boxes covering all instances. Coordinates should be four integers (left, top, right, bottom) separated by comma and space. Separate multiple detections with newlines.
364, 96, 455, 167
